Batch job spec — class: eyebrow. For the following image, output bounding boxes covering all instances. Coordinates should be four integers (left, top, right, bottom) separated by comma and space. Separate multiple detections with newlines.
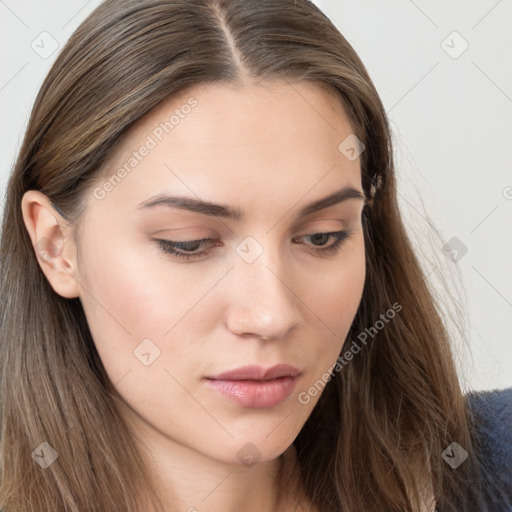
136, 185, 365, 220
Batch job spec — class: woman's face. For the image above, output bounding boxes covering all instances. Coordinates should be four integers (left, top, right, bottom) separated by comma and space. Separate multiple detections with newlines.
73, 80, 366, 464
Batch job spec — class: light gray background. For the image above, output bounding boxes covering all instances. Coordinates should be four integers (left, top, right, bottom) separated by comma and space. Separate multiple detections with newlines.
1, 0, 511, 392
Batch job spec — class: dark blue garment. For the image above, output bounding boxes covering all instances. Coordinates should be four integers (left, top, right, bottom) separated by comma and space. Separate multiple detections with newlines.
450, 388, 512, 512
464, 386, 512, 511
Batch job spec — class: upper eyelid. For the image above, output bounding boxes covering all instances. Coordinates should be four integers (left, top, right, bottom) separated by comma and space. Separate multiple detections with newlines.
157, 228, 349, 242
153, 218, 354, 238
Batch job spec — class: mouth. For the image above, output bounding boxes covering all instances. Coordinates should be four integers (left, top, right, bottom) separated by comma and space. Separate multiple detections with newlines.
204, 364, 302, 408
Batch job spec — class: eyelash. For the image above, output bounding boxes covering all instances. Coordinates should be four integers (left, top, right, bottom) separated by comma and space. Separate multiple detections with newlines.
155, 229, 353, 261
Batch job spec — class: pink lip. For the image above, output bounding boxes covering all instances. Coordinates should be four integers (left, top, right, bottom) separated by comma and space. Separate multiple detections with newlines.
207, 364, 301, 381
204, 364, 301, 408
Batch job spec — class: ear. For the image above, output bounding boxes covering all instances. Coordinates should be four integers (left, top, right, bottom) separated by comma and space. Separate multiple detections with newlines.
21, 190, 81, 299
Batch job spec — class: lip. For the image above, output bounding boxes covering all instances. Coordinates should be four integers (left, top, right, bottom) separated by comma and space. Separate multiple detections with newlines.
207, 364, 301, 381
204, 364, 301, 408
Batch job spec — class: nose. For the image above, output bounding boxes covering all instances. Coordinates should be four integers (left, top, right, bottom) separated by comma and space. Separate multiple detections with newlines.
224, 250, 303, 341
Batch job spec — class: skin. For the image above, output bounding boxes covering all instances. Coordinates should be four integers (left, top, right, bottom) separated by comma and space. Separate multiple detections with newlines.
22, 80, 368, 512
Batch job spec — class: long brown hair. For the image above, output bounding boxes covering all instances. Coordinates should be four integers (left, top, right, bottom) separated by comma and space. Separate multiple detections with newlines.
0, 1, 490, 510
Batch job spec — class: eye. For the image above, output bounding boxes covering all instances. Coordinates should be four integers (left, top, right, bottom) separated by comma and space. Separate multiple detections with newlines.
154, 229, 353, 261
291, 229, 353, 256
155, 237, 218, 260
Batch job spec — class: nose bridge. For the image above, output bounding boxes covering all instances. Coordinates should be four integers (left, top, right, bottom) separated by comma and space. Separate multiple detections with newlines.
225, 237, 303, 339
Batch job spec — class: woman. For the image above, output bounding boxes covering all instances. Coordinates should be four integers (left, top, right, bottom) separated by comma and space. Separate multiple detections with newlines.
0, 0, 510, 511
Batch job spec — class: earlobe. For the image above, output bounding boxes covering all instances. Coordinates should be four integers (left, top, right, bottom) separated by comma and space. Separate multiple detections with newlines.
21, 190, 81, 299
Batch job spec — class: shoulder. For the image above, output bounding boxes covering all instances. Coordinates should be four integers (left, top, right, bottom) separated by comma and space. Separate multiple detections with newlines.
464, 387, 512, 509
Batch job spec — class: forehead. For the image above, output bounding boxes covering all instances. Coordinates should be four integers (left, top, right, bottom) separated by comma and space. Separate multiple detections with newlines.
101, 79, 355, 167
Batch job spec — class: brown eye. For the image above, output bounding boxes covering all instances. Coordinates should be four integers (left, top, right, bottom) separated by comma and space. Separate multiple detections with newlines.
292, 230, 352, 255
155, 238, 217, 260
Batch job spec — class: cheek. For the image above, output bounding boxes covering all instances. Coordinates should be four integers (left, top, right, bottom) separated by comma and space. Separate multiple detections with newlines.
300, 235, 366, 367
76, 241, 175, 375
76, 236, 223, 389
307, 235, 365, 329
